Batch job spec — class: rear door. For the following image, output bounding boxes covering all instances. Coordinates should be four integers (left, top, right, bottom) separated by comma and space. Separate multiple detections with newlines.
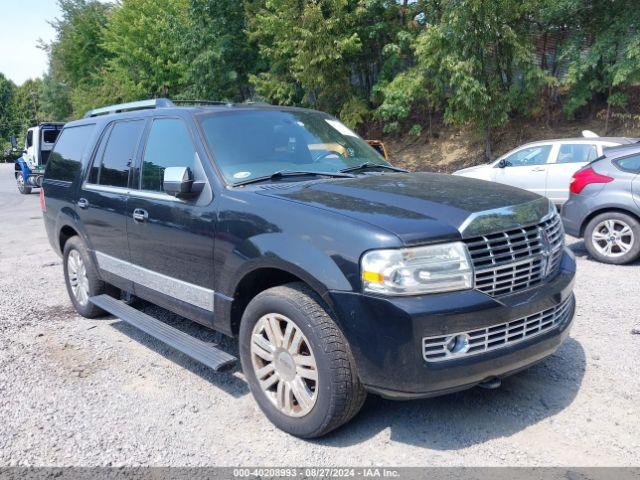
42, 124, 97, 250
126, 116, 216, 325
77, 119, 146, 289
545, 142, 599, 204
615, 154, 640, 209
493, 143, 554, 195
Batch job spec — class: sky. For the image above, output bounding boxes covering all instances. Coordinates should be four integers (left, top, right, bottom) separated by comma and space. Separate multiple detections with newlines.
0, 0, 63, 85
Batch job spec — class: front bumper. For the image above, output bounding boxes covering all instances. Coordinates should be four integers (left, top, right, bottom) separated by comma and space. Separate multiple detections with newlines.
327, 248, 576, 399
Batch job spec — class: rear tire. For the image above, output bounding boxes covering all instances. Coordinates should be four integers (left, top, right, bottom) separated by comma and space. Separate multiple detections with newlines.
16, 172, 32, 194
584, 212, 640, 265
239, 282, 366, 438
62, 236, 112, 318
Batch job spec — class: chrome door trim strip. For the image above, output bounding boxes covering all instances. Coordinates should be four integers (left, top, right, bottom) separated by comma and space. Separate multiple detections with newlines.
83, 183, 129, 195
128, 189, 184, 202
95, 251, 214, 311
82, 183, 183, 202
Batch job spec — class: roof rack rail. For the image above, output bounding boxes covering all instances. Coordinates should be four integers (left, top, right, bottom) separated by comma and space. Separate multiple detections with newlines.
84, 98, 175, 118
171, 98, 272, 107
170, 99, 232, 106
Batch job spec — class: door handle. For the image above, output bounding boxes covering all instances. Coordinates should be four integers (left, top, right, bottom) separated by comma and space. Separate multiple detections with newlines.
132, 208, 148, 223
77, 198, 89, 209
531, 167, 546, 172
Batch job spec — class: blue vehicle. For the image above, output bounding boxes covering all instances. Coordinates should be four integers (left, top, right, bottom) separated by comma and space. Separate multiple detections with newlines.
12, 123, 64, 194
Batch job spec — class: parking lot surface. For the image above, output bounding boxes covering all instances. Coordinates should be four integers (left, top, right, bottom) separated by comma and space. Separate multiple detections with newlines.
0, 162, 638, 466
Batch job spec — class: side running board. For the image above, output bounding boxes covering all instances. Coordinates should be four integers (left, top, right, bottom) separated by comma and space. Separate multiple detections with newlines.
89, 294, 236, 372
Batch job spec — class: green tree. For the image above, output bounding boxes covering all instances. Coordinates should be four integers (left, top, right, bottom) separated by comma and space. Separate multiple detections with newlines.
247, 0, 362, 116
101, 0, 191, 102
0, 74, 17, 140
184, 0, 257, 101
12, 79, 45, 131
412, 0, 544, 159
48, 0, 112, 87
559, 0, 640, 131
0, 73, 19, 158
46, 0, 112, 115
40, 74, 73, 121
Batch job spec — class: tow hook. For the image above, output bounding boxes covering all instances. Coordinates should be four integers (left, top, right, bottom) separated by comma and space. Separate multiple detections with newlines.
478, 377, 502, 390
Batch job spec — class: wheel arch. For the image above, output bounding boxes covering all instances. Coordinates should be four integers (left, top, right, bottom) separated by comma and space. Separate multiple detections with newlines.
59, 224, 80, 253
580, 207, 640, 237
228, 263, 337, 336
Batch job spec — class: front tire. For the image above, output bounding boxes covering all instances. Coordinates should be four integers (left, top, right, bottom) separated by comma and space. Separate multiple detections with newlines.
16, 172, 32, 194
62, 236, 111, 318
239, 283, 366, 438
584, 212, 640, 265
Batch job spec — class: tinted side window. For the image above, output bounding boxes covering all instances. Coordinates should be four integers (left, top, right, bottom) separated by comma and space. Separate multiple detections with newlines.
615, 154, 640, 173
42, 129, 60, 144
92, 120, 145, 188
140, 118, 195, 192
504, 145, 552, 167
46, 125, 96, 182
557, 144, 598, 164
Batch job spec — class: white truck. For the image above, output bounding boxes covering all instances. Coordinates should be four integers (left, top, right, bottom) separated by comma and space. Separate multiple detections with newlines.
11, 123, 64, 194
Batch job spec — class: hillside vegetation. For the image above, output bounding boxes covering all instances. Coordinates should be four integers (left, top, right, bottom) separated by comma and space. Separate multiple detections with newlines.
385, 111, 640, 173
1, 0, 640, 168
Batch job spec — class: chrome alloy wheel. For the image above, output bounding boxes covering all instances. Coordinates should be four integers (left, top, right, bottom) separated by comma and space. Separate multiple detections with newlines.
250, 313, 318, 417
67, 250, 90, 306
592, 219, 635, 258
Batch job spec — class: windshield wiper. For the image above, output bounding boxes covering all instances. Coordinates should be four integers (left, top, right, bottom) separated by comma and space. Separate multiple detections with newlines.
340, 162, 408, 174
232, 170, 355, 187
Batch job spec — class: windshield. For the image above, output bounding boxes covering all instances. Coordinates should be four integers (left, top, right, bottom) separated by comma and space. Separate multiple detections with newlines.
198, 110, 389, 184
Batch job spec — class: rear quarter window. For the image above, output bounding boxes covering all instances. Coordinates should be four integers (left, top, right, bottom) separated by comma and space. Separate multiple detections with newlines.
42, 129, 60, 144
614, 154, 640, 173
46, 124, 96, 183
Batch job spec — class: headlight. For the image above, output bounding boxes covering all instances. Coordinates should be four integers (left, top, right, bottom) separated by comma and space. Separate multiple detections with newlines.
361, 242, 474, 295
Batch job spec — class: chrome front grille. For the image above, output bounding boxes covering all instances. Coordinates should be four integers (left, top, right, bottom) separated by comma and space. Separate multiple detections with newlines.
422, 295, 574, 362
464, 213, 564, 297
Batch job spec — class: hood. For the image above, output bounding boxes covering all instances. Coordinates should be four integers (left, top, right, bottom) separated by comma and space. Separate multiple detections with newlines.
254, 172, 551, 245
453, 164, 490, 175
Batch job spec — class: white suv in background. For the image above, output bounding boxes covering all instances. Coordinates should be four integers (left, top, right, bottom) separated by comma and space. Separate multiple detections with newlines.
453, 134, 638, 205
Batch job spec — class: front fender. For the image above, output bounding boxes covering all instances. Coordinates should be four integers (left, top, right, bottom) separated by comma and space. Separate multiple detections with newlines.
213, 232, 356, 336
226, 232, 354, 298
15, 158, 30, 182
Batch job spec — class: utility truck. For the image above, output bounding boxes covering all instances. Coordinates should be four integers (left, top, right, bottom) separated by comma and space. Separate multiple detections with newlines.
11, 123, 64, 194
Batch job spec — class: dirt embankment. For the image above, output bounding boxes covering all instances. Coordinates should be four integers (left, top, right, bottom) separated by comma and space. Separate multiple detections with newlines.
382, 117, 640, 173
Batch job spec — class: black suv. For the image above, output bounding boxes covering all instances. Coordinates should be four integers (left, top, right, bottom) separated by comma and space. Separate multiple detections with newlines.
42, 99, 576, 438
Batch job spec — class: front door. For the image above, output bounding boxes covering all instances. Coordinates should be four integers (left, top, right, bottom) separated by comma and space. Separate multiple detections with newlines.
545, 142, 598, 204
493, 144, 554, 196
126, 116, 216, 325
24, 129, 36, 165
77, 119, 146, 290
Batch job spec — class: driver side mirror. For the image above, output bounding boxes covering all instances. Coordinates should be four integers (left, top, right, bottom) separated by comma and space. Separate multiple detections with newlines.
163, 166, 204, 198
497, 159, 510, 168
9, 136, 17, 152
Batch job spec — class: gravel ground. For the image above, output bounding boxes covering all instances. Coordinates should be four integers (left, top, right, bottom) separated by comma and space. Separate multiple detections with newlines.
0, 162, 639, 467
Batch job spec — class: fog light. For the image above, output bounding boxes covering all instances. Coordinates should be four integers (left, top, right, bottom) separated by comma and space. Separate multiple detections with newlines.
444, 333, 470, 355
